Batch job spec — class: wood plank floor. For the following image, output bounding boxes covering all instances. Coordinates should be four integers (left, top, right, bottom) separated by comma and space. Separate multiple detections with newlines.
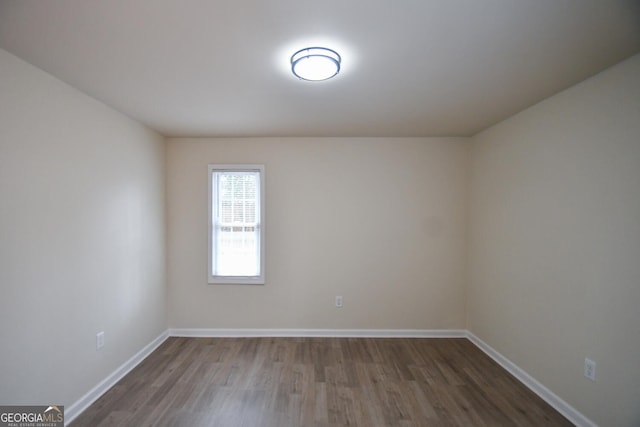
70, 337, 574, 426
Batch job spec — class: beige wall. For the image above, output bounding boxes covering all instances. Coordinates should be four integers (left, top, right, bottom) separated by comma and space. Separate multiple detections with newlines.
4, 39, 638, 426
167, 137, 469, 330
0, 49, 167, 407
468, 54, 640, 426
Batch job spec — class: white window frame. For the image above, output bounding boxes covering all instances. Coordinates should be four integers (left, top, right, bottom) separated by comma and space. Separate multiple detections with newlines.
208, 164, 265, 285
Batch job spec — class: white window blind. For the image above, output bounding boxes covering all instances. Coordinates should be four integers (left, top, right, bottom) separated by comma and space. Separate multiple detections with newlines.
208, 165, 264, 284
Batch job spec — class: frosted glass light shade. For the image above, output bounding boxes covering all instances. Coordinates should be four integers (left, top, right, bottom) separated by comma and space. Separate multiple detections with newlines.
291, 47, 341, 81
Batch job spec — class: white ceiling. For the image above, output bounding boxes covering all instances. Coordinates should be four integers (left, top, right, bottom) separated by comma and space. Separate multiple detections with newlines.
1, 0, 639, 137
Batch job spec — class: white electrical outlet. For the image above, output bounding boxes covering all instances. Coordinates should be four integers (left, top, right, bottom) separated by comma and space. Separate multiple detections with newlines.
335, 296, 343, 308
584, 358, 596, 381
96, 331, 105, 351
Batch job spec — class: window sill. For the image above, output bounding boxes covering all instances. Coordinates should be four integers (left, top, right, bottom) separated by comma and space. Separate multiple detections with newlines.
208, 276, 265, 285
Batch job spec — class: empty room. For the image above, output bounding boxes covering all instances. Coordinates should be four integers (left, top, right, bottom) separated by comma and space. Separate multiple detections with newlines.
1, 1, 639, 426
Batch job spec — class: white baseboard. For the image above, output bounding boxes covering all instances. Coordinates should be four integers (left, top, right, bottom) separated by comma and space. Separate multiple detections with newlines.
167, 328, 467, 338
65, 329, 595, 427
465, 332, 597, 427
65, 330, 169, 425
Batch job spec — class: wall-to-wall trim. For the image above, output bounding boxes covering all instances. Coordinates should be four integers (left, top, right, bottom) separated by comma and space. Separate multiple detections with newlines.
65, 330, 169, 425
66, 329, 596, 427
466, 331, 597, 427
167, 328, 467, 338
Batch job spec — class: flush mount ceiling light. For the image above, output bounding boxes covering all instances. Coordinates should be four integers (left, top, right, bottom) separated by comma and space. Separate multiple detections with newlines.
291, 47, 341, 81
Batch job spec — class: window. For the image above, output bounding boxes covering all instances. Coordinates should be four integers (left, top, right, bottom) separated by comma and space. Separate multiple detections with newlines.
208, 164, 265, 284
